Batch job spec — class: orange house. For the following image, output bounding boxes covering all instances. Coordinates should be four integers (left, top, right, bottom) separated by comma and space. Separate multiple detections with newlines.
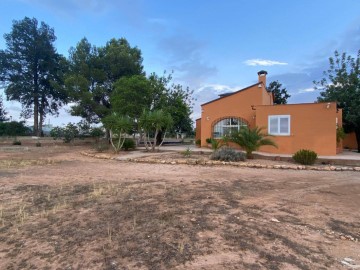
196, 71, 343, 156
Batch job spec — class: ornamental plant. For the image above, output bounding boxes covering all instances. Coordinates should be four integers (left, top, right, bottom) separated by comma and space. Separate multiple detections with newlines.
292, 149, 318, 165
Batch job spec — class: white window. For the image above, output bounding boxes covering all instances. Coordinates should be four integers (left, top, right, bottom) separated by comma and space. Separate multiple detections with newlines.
213, 117, 247, 139
268, 115, 290, 136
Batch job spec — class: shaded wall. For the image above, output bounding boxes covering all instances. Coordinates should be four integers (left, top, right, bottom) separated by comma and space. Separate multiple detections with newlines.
255, 102, 340, 155
343, 132, 358, 150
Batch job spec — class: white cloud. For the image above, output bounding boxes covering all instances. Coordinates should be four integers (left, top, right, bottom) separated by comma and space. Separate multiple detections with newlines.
244, 59, 288, 66
298, 87, 315, 93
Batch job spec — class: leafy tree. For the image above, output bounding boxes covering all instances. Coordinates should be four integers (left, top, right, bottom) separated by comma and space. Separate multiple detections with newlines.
90, 127, 105, 143
66, 38, 144, 124
230, 126, 277, 159
102, 113, 132, 152
315, 50, 360, 152
50, 127, 63, 140
0, 17, 68, 136
111, 72, 193, 135
149, 72, 193, 134
0, 95, 9, 122
267, 81, 291, 104
0, 121, 30, 136
139, 110, 173, 151
62, 123, 79, 144
111, 75, 153, 125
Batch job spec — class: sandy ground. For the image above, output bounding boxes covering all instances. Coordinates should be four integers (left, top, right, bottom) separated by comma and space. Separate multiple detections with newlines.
0, 145, 359, 269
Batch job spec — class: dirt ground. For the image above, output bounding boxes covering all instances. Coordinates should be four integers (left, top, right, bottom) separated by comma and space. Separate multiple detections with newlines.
0, 145, 359, 270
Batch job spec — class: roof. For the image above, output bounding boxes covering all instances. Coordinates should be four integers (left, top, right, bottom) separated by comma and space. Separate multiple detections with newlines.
201, 82, 262, 106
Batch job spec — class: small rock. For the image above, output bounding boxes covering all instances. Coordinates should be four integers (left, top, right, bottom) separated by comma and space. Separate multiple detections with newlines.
270, 218, 280, 223
354, 167, 360, 171
190, 218, 196, 222
170, 161, 176, 165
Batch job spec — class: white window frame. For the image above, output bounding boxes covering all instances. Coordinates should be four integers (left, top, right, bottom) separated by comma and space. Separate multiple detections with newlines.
268, 115, 291, 136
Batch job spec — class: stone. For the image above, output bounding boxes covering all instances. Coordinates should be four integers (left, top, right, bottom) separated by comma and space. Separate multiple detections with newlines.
354, 167, 360, 171
270, 218, 280, 223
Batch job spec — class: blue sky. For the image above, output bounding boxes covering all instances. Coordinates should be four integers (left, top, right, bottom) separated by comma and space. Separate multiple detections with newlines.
1, 0, 360, 126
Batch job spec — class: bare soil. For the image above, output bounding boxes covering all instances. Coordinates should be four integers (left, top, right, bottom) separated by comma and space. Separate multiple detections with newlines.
0, 145, 359, 269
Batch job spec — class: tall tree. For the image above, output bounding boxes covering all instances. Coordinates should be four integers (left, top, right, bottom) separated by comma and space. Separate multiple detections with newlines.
111, 72, 194, 136
0, 95, 9, 122
66, 38, 144, 123
0, 17, 67, 136
267, 81, 291, 104
315, 50, 360, 152
149, 72, 193, 134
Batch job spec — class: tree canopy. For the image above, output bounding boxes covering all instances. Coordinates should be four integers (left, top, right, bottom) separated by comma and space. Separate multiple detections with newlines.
0, 95, 9, 122
66, 38, 144, 123
315, 50, 360, 152
267, 81, 291, 105
111, 72, 193, 135
0, 17, 67, 135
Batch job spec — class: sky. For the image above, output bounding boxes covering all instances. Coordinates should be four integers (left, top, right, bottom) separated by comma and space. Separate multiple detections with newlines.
0, 0, 360, 126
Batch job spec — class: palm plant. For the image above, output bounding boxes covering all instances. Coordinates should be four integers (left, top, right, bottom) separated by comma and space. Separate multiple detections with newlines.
230, 126, 277, 158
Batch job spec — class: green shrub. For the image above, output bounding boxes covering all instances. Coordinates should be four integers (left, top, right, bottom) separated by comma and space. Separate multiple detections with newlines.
182, 147, 192, 157
94, 140, 110, 152
206, 138, 212, 144
90, 127, 105, 141
0, 121, 31, 136
63, 123, 79, 143
336, 127, 346, 143
121, 138, 136, 151
35, 141, 41, 147
210, 147, 246, 162
50, 127, 63, 140
292, 149, 318, 165
195, 139, 201, 145
12, 140, 21, 145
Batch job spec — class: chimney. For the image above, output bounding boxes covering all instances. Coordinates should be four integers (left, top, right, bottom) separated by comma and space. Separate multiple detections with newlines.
257, 70, 268, 86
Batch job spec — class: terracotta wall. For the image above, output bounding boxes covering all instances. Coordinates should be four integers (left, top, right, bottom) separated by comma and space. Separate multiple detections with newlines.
195, 118, 201, 142
343, 132, 358, 150
200, 84, 271, 147
255, 102, 340, 155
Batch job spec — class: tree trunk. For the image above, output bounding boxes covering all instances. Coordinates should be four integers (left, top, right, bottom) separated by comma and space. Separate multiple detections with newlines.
33, 65, 39, 136
355, 127, 360, 153
33, 96, 39, 136
156, 131, 163, 145
39, 96, 45, 137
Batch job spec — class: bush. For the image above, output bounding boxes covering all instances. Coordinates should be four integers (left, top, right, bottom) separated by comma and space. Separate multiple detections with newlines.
50, 127, 63, 140
336, 127, 346, 144
206, 138, 212, 144
94, 140, 110, 152
210, 147, 246, 162
292, 149, 318, 165
195, 139, 201, 145
63, 123, 79, 143
35, 141, 41, 147
90, 127, 105, 141
121, 138, 136, 151
182, 147, 192, 157
12, 140, 21, 145
0, 121, 31, 136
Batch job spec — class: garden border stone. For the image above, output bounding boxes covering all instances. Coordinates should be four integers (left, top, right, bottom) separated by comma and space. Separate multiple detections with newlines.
80, 151, 360, 172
